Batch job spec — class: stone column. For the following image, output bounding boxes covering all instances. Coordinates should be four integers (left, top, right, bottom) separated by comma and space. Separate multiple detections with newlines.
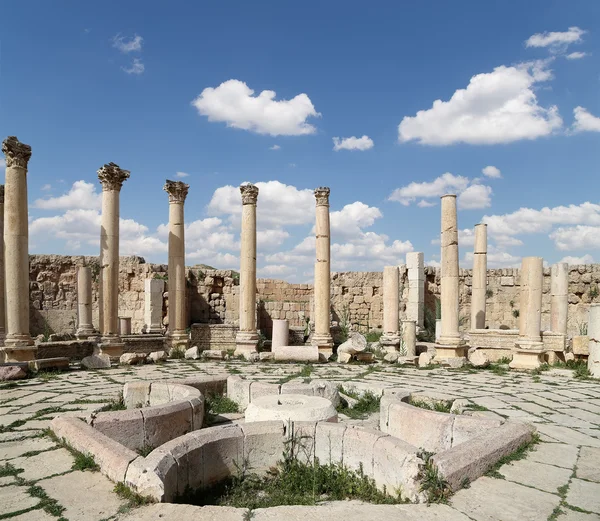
97, 163, 129, 358
164, 180, 190, 350
471, 224, 487, 330
1, 136, 36, 362
0, 185, 5, 343
587, 304, 600, 377
510, 256, 544, 370
551, 262, 569, 335
312, 187, 334, 359
76, 267, 95, 338
435, 194, 465, 360
406, 252, 424, 329
235, 184, 260, 356
271, 319, 289, 350
143, 278, 164, 334
402, 320, 417, 357
381, 266, 400, 351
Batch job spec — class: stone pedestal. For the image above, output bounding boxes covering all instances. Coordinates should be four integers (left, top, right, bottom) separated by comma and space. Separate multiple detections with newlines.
402, 320, 417, 357
97, 162, 129, 358
406, 252, 424, 329
435, 194, 465, 361
381, 266, 400, 351
119, 317, 132, 336
0, 185, 5, 344
551, 262, 569, 335
235, 184, 260, 356
1, 137, 36, 362
510, 257, 544, 370
164, 180, 190, 351
76, 266, 95, 338
311, 187, 334, 359
271, 320, 289, 350
471, 224, 487, 330
143, 278, 164, 334
587, 304, 600, 377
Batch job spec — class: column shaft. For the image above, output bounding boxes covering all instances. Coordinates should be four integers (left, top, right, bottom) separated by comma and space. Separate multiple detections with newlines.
587, 304, 600, 377
471, 224, 487, 330
0, 186, 5, 340
143, 278, 164, 334
76, 267, 94, 338
550, 262, 569, 335
518, 257, 543, 345
406, 252, 424, 328
402, 320, 417, 357
381, 266, 400, 351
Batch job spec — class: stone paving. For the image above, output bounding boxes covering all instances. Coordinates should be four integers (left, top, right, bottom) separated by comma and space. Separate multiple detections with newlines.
1, 361, 600, 520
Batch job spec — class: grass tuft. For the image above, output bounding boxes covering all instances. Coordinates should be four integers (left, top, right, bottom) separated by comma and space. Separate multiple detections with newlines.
114, 482, 155, 507
336, 390, 380, 419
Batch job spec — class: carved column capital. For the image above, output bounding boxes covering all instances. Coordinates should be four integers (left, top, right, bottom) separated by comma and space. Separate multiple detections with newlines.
2, 136, 32, 169
163, 179, 189, 203
314, 186, 330, 207
97, 162, 130, 192
240, 183, 259, 205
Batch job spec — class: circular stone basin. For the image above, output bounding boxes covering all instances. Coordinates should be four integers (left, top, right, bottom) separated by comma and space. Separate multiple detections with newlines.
245, 394, 338, 423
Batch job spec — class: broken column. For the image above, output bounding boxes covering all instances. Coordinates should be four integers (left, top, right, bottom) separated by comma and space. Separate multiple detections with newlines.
164, 180, 190, 351
550, 262, 569, 335
1, 136, 35, 362
587, 304, 600, 377
406, 252, 424, 329
402, 320, 417, 357
510, 257, 544, 370
143, 278, 164, 334
471, 223, 487, 330
434, 194, 465, 361
312, 187, 334, 359
76, 266, 95, 338
0, 185, 5, 344
97, 162, 130, 358
235, 184, 260, 356
271, 319, 289, 350
381, 266, 400, 351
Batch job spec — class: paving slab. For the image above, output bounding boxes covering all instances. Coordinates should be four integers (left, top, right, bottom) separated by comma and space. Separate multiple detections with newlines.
528, 442, 579, 469
0, 485, 40, 516
499, 459, 572, 494
10, 448, 74, 481
9, 509, 58, 521
566, 478, 600, 514
117, 503, 248, 520
576, 446, 600, 482
558, 509, 600, 520
0, 437, 57, 460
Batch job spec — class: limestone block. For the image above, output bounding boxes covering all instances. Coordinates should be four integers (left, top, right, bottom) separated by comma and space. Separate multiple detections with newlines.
314, 422, 346, 465
81, 353, 111, 369
384, 352, 400, 363
0, 366, 28, 381
250, 382, 281, 402
185, 346, 201, 360
342, 426, 388, 475
125, 450, 177, 503
119, 352, 147, 365
148, 350, 168, 363
386, 403, 453, 452
28, 357, 70, 372
337, 332, 367, 354
90, 409, 144, 450
468, 349, 489, 368
451, 415, 503, 447
259, 352, 274, 361
198, 424, 244, 486
240, 421, 286, 473
338, 352, 352, 363
246, 395, 337, 424
310, 380, 340, 407
143, 401, 193, 449
227, 376, 251, 411
418, 352, 432, 367
280, 382, 314, 396
201, 350, 226, 360
123, 381, 151, 409
273, 346, 319, 362
501, 277, 515, 286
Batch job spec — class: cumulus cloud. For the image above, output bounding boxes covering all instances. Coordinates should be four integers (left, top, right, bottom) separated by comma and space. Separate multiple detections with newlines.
525, 27, 585, 51
269, 145, 281, 150
330, 202, 382, 239
571, 106, 600, 133
398, 62, 561, 145
191, 79, 320, 136
566, 52, 588, 60
482, 166, 502, 178
457, 184, 492, 210
417, 200, 436, 208
122, 58, 144, 75
332, 135, 374, 151
550, 225, 600, 251
175, 171, 190, 178
41, 184, 52, 191
33, 181, 101, 210
112, 34, 143, 53
389, 173, 470, 206
559, 254, 594, 265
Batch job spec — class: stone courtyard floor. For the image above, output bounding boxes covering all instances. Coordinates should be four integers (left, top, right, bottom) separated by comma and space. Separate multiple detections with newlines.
1, 361, 600, 520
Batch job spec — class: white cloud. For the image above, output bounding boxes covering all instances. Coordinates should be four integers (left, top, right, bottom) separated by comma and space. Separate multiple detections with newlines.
330, 202, 382, 240
457, 184, 492, 210
41, 184, 52, 191
550, 225, 600, 251
559, 254, 594, 265
389, 173, 469, 205
269, 145, 281, 150
258, 264, 295, 277
33, 181, 101, 210
465, 246, 521, 268
122, 58, 144, 75
482, 166, 502, 179
417, 200, 437, 208
332, 135, 374, 151
175, 171, 190, 178
191, 79, 320, 136
398, 62, 562, 145
112, 34, 143, 53
566, 51, 588, 60
525, 27, 585, 50
257, 228, 290, 249
571, 106, 600, 133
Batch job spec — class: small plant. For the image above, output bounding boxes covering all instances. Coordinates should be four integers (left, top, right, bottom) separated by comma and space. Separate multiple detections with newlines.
98, 393, 126, 412
417, 451, 452, 504
589, 284, 599, 300
338, 304, 351, 343
153, 273, 168, 281
257, 331, 267, 352
512, 309, 520, 319
170, 347, 185, 359
409, 398, 452, 413
336, 390, 380, 419
114, 482, 155, 507
73, 451, 100, 471
136, 445, 155, 457
486, 289, 494, 298
509, 299, 515, 309
485, 434, 540, 478
204, 393, 240, 425
578, 321, 589, 336
365, 330, 383, 343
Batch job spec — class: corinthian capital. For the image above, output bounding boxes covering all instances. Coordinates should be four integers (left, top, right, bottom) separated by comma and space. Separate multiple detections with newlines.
97, 162, 130, 191
164, 179, 189, 203
240, 183, 259, 205
2, 136, 32, 169
314, 187, 330, 207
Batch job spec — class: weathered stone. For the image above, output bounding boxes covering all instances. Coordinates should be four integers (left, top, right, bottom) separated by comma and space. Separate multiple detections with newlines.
338, 332, 367, 354
201, 350, 226, 360
119, 352, 147, 365
81, 352, 111, 369
338, 352, 352, 363
384, 352, 399, 363
0, 366, 28, 381
148, 350, 168, 363
185, 346, 201, 360
469, 349, 489, 368
418, 352, 432, 367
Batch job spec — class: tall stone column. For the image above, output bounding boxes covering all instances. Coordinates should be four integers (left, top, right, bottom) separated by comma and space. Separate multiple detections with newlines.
551, 262, 569, 335
0, 185, 5, 343
235, 184, 260, 356
1, 136, 36, 362
381, 266, 400, 351
402, 320, 417, 357
164, 180, 189, 350
312, 187, 334, 359
435, 194, 465, 360
471, 223, 487, 330
587, 304, 600, 377
97, 163, 129, 358
143, 278, 164, 334
510, 256, 544, 370
76, 266, 95, 338
406, 252, 424, 329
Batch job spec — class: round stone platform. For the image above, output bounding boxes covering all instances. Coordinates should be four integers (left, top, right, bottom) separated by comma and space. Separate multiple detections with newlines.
245, 394, 338, 423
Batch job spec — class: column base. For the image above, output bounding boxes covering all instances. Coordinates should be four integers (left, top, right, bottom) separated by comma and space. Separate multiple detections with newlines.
235, 331, 259, 357
99, 335, 124, 359
142, 325, 164, 335
380, 334, 401, 352
433, 344, 468, 362
3, 334, 34, 348
169, 331, 189, 352
312, 333, 334, 361
0, 344, 37, 363
509, 348, 545, 370
76, 327, 96, 340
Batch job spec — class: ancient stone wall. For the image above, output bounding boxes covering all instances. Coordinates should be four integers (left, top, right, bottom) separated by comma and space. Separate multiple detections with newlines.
26, 255, 600, 338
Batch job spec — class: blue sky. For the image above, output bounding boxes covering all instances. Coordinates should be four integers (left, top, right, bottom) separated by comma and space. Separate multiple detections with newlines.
1, 1, 599, 281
